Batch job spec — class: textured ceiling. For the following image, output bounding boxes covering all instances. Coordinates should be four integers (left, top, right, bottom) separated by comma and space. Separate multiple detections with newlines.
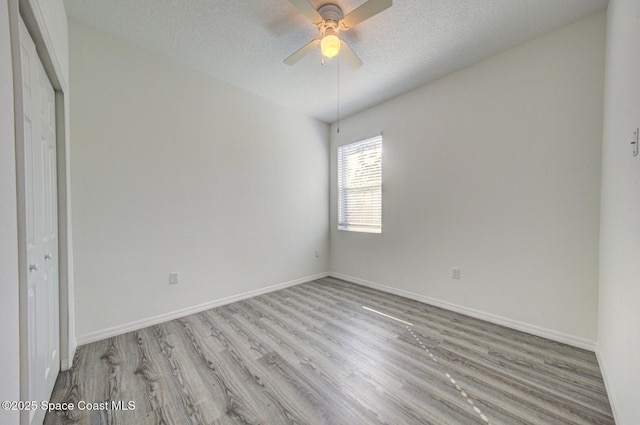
63, 0, 608, 123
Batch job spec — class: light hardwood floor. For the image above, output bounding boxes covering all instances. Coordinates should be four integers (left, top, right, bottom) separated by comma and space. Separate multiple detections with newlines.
45, 277, 615, 424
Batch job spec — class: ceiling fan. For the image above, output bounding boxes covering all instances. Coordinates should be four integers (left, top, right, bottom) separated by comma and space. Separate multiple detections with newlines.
284, 0, 393, 69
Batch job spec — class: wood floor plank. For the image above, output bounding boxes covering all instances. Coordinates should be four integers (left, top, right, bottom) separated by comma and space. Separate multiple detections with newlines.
247, 291, 498, 424
180, 311, 312, 423
311, 279, 614, 423
237, 300, 394, 424
232, 300, 452, 423
316, 278, 609, 418
134, 327, 197, 425
45, 278, 615, 425
169, 316, 267, 424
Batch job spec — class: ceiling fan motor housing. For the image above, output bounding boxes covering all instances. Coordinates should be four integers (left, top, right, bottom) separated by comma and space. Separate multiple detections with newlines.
318, 3, 343, 36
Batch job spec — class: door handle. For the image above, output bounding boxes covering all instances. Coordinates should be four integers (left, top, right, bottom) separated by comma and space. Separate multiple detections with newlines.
29, 263, 39, 272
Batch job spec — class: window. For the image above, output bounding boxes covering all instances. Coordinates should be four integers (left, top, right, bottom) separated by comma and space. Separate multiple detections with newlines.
337, 135, 382, 233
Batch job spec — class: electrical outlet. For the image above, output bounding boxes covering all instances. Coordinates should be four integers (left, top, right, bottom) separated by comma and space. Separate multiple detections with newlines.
451, 267, 460, 279
170, 272, 180, 284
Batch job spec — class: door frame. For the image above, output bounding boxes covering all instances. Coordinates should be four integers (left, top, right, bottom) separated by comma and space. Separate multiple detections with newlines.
8, 1, 74, 422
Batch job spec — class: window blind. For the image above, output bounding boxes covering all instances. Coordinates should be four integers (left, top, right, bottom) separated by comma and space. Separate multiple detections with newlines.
337, 135, 382, 233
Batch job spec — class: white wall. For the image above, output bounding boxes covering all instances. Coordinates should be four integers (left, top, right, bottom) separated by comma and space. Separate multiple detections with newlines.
1, 2, 20, 424
69, 21, 329, 340
330, 12, 605, 346
598, 0, 640, 423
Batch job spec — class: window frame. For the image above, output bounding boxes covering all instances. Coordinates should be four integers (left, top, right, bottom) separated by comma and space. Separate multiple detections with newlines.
337, 135, 383, 234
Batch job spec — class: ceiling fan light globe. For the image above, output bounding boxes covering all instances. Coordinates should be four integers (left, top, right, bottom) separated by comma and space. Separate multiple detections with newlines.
321, 35, 341, 58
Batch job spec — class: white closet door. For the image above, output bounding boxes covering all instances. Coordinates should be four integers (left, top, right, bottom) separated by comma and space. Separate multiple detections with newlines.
20, 19, 60, 425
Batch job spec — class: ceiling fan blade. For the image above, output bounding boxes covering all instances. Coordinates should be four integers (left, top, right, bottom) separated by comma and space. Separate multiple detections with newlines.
288, 0, 324, 25
340, 39, 363, 69
340, 0, 392, 30
284, 39, 321, 65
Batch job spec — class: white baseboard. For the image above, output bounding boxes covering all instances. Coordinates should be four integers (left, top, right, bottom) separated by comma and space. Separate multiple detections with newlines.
61, 358, 71, 371
77, 272, 330, 346
595, 346, 624, 425
66, 337, 78, 370
77, 270, 596, 351
60, 335, 77, 371
328, 272, 596, 351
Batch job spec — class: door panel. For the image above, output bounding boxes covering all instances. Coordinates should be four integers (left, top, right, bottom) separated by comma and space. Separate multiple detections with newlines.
40, 54, 59, 392
19, 18, 59, 425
